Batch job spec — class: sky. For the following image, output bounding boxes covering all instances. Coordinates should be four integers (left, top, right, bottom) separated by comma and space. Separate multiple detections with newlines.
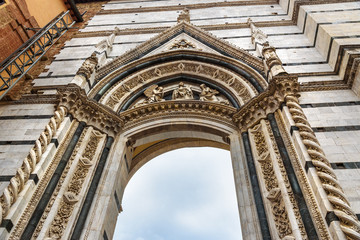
113, 147, 242, 240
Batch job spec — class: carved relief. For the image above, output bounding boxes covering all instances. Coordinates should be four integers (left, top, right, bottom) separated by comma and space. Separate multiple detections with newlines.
177, 8, 190, 23
265, 121, 307, 239
199, 84, 229, 105
172, 82, 194, 100
76, 53, 98, 80
103, 61, 256, 111
47, 130, 103, 238
169, 39, 196, 50
31, 125, 88, 239
135, 84, 165, 107
250, 123, 293, 239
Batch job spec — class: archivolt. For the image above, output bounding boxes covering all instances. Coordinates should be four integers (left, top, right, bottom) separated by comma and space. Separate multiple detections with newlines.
89, 50, 268, 111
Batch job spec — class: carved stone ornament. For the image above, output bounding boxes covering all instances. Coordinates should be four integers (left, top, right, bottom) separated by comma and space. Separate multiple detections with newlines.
247, 18, 268, 45
199, 83, 229, 105
169, 39, 196, 50
172, 82, 194, 100
101, 60, 260, 111
76, 53, 98, 80
262, 42, 287, 79
95, 21, 263, 81
58, 84, 123, 137
233, 74, 299, 131
177, 8, 190, 23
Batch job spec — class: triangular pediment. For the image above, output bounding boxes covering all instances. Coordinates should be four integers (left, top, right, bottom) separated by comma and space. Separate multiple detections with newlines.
96, 21, 263, 80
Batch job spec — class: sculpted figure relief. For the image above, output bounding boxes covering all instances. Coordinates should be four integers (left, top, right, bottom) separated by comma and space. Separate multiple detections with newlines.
199, 84, 229, 105
172, 82, 193, 100
140, 84, 164, 105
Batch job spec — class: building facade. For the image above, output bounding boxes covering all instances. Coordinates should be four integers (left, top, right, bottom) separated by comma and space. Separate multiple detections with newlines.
0, 0, 360, 239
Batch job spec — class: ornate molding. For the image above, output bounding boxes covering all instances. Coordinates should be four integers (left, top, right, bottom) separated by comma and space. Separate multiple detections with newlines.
47, 129, 104, 238
275, 111, 330, 239
95, 21, 263, 80
285, 95, 360, 239
120, 100, 237, 130
9, 121, 80, 239
100, 60, 259, 111
233, 74, 299, 131
0, 106, 67, 226
264, 121, 307, 239
249, 123, 294, 239
31, 126, 89, 239
58, 84, 123, 138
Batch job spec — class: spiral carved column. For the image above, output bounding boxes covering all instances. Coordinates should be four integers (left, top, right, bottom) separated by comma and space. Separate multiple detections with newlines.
285, 95, 360, 239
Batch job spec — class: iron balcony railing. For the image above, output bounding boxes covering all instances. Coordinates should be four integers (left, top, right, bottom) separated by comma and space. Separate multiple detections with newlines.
0, 10, 75, 99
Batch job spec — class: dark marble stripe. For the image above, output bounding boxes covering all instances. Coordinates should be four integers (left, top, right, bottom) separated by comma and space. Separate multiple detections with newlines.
20, 122, 86, 239
242, 132, 271, 240
268, 114, 318, 239
70, 136, 114, 240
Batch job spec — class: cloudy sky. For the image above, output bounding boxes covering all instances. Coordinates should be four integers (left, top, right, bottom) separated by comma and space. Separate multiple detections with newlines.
114, 147, 242, 240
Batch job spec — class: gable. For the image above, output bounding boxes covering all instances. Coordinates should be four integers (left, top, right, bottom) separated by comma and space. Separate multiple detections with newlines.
96, 21, 264, 81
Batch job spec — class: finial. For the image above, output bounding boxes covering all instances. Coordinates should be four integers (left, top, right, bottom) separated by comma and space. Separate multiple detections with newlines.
177, 7, 190, 23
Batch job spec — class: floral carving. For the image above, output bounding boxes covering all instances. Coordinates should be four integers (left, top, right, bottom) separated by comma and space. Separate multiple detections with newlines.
58, 84, 123, 137
47, 130, 103, 238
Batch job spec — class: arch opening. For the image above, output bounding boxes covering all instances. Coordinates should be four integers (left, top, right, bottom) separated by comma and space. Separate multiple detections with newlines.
114, 147, 242, 240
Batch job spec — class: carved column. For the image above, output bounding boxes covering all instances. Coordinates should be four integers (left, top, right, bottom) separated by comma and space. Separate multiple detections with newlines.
248, 120, 307, 239
285, 95, 360, 239
33, 127, 107, 239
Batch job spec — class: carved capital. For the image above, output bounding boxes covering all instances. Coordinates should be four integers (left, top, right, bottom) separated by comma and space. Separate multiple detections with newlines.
58, 84, 123, 137
233, 74, 298, 131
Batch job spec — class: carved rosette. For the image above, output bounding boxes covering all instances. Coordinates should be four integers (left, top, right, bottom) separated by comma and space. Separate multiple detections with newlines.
285, 95, 360, 239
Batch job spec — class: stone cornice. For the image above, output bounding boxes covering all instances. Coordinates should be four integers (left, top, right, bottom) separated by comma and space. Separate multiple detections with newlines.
58, 84, 123, 137
233, 74, 299, 131
98, 0, 278, 14
119, 100, 238, 130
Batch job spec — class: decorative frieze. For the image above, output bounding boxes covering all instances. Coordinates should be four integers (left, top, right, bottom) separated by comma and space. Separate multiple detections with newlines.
47, 129, 104, 238
249, 123, 294, 239
101, 60, 258, 111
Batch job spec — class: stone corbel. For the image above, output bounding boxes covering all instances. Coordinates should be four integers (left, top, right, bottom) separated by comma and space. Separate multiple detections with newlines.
233, 74, 298, 132
58, 84, 123, 137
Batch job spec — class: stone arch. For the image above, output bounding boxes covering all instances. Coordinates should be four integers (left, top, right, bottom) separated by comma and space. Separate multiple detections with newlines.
89, 50, 268, 110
